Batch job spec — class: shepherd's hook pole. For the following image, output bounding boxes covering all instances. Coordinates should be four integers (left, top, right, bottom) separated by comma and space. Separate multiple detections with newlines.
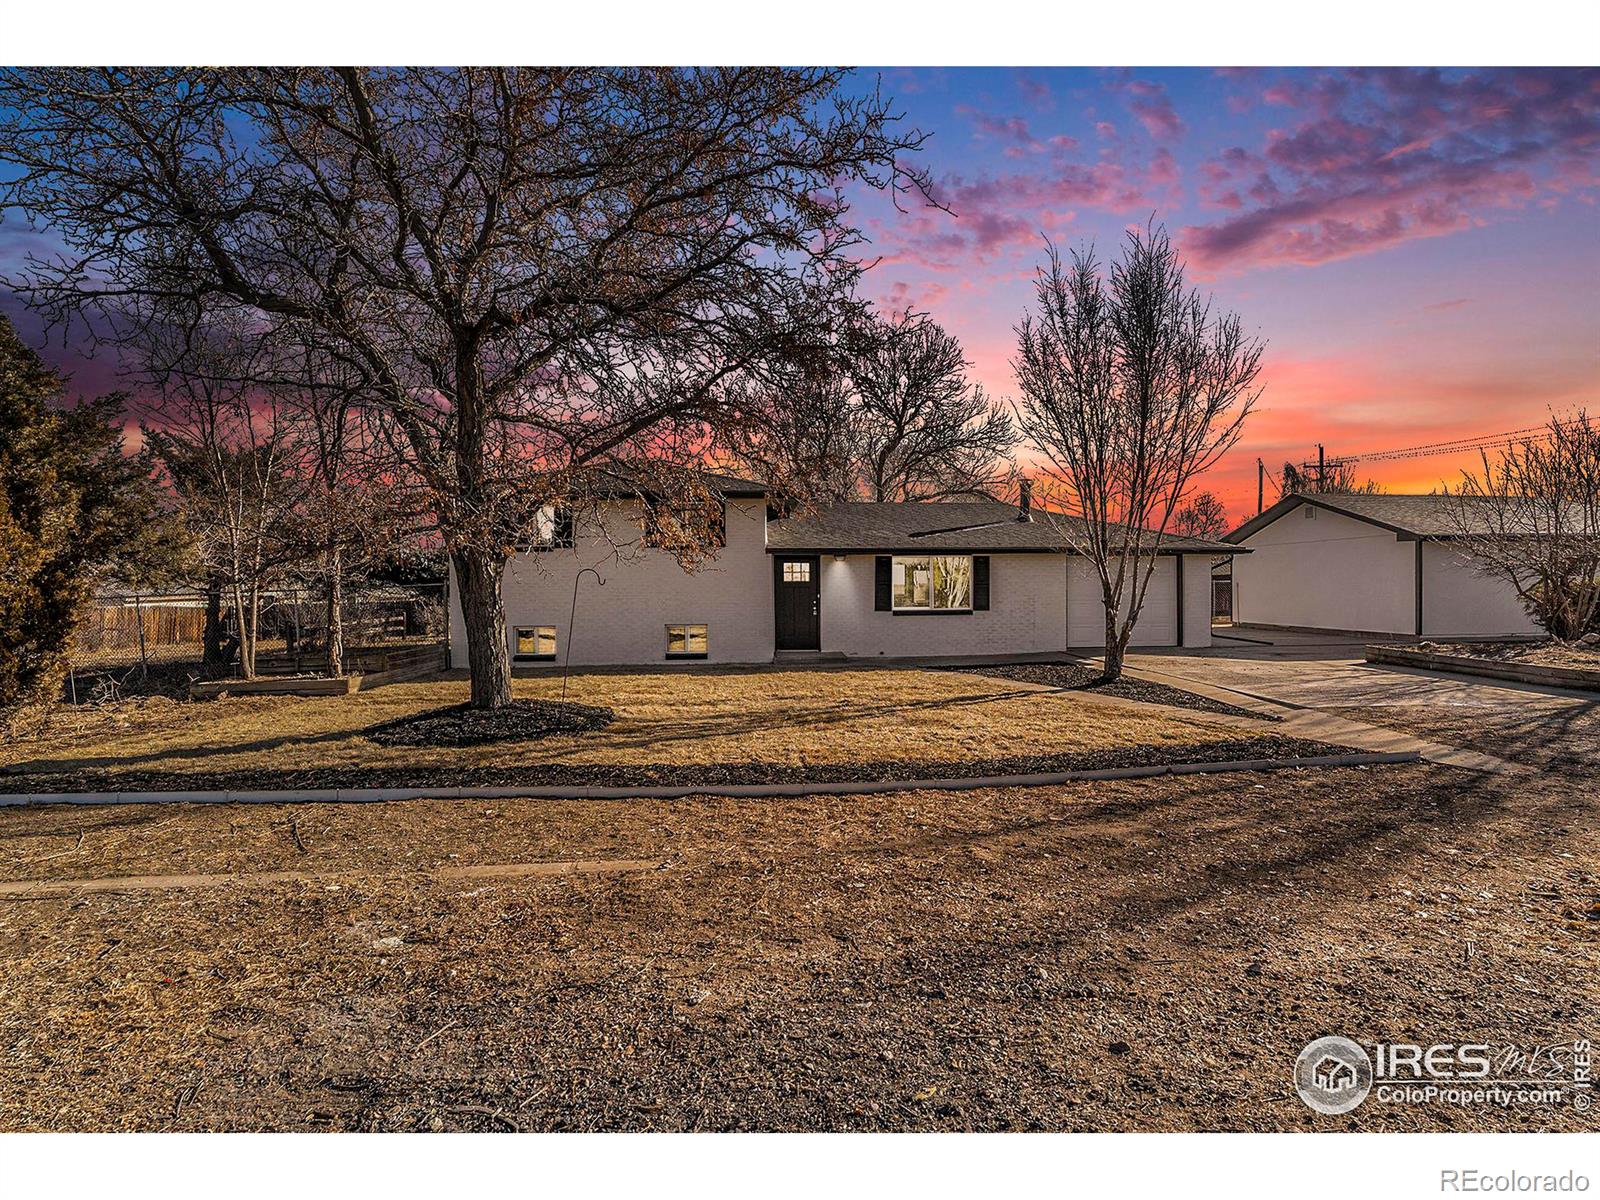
561, 568, 604, 709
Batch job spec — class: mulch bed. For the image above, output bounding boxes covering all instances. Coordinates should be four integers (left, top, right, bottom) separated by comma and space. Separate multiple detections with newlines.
946, 660, 1275, 721
1421, 640, 1600, 670
1, 734, 1349, 794
363, 700, 616, 748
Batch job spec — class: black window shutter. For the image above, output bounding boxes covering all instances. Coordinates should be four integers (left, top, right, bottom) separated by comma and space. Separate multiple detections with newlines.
874, 556, 892, 611
973, 556, 990, 610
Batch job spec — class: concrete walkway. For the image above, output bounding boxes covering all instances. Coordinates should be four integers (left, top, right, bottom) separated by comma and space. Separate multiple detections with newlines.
1108, 631, 1600, 775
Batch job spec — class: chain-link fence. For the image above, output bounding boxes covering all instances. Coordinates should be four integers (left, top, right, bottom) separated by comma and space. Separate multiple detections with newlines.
67, 581, 449, 697
1211, 578, 1234, 625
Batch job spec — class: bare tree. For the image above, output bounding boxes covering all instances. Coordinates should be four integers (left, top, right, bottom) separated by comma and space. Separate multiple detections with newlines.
1447, 411, 1600, 640
141, 357, 301, 681
727, 308, 1017, 505
1280, 459, 1382, 496
1172, 490, 1231, 541
1014, 226, 1263, 680
276, 354, 415, 678
719, 354, 860, 506
847, 310, 1018, 502
0, 67, 930, 707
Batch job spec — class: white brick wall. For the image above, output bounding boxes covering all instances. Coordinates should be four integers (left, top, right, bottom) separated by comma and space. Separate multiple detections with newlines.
1231, 503, 1542, 637
448, 497, 774, 667
1181, 554, 1214, 648
817, 553, 1068, 657
447, 506, 1212, 664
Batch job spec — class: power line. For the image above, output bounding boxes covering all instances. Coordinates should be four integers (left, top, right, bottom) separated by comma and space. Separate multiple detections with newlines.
1340, 416, 1585, 464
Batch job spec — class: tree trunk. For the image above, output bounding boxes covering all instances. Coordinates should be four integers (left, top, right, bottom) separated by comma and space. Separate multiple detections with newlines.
202, 579, 227, 673
452, 548, 512, 709
247, 586, 261, 678
232, 581, 257, 680
1101, 604, 1125, 682
325, 542, 345, 678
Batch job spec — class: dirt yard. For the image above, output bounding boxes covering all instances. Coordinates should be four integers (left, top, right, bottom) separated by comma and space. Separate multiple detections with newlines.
2, 743, 1594, 1131
0, 667, 1317, 792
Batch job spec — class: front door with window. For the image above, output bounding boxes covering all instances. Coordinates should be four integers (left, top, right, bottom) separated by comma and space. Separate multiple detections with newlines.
774, 555, 820, 650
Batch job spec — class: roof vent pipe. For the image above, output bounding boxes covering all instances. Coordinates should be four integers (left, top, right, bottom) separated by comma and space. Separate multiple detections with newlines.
1018, 478, 1033, 521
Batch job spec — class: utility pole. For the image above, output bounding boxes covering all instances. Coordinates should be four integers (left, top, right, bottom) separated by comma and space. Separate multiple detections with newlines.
1256, 458, 1264, 515
1316, 443, 1326, 491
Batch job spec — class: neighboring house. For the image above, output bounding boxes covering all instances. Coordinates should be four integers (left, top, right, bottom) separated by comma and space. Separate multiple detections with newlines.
1225, 492, 1541, 638
447, 474, 1235, 667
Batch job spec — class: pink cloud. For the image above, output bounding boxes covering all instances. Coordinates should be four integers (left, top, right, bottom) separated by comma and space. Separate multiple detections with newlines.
876, 146, 1173, 270
1016, 72, 1054, 112
1123, 79, 1185, 141
1182, 68, 1600, 271
957, 106, 1043, 154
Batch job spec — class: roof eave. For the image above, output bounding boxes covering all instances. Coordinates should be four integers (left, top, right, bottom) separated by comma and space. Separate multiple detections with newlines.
764, 543, 1247, 555
1226, 494, 1426, 542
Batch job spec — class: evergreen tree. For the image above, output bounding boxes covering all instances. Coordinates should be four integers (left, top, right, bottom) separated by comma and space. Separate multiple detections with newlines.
0, 315, 183, 707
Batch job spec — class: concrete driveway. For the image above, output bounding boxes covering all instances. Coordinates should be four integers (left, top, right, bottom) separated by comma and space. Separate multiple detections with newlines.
1125, 627, 1600, 713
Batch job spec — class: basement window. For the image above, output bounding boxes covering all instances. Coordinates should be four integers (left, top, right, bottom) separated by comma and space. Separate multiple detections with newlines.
665, 623, 709, 659
513, 626, 558, 661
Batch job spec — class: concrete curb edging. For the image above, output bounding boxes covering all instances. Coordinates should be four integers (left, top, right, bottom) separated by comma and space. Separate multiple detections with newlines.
1365, 645, 1600, 693
0, 750, 1422, 807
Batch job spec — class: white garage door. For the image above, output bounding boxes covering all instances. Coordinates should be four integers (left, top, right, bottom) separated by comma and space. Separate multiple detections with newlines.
1068, 556, 1177, 647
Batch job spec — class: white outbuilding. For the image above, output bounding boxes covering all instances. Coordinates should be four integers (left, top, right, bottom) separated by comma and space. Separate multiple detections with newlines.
1224, 492, 1540, 638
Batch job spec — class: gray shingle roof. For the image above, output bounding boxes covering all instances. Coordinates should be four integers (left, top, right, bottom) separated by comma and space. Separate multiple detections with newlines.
767, 500, 1239, 554
1226, 492, 1509, 542
589, 465, 768, 498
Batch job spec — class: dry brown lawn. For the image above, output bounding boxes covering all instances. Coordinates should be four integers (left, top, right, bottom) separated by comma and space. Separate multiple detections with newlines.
1, 755, 1593, 1131
1, 667, 1244, 781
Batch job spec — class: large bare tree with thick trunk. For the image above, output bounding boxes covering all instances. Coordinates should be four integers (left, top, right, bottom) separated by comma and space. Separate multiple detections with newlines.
1014, 226, 1262, 681
0, 67, 929, 707
1447, 411, 1600, 640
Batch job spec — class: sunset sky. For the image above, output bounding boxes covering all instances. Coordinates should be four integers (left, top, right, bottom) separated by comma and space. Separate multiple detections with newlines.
3, 66, 1597, 524
850, 66, 1600, 519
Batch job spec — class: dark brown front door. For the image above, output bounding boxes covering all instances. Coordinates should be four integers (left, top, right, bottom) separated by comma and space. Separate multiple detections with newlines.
774, 555, 821, 650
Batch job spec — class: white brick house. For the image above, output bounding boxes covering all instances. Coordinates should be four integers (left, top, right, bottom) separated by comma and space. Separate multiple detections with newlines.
447, 476, 1234, 668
